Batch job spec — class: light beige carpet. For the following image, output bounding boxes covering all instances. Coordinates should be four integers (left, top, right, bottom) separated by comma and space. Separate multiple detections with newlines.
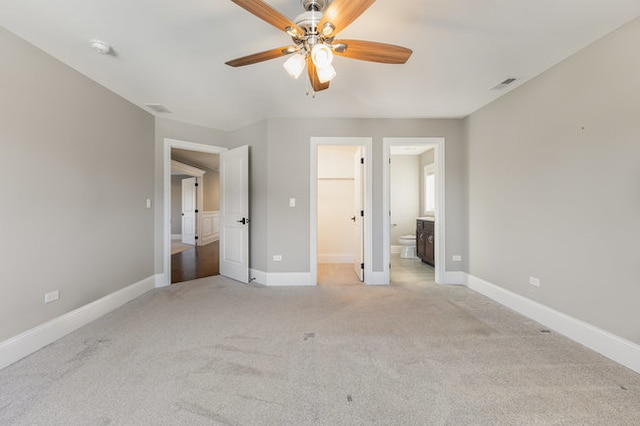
1, 272, 639, 425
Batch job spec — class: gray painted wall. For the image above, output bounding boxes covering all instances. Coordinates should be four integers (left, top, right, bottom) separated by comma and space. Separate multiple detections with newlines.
170, 175, 188, 235
465, 18, 640, 344
266, 118, 467, 274
155, 117, 467, 277
390, 155, 420, 243
203, 168, 220, 212
0, 28, 155, 341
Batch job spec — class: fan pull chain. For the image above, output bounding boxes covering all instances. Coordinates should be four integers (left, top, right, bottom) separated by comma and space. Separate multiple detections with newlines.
305, 81, 316, 98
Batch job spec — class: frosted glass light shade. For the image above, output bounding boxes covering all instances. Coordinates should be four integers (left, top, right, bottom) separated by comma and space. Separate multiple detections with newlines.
316, 64, 336, 83
311, 44, 333, 68
283, 53, 306, 79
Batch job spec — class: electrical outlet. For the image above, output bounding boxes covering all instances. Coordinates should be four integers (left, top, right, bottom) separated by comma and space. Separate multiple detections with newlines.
452, 255, 462, 261
273, 255, 282, 261
529, 276, 541, 287
289, 198, 296, 207
44, 290, 59, 304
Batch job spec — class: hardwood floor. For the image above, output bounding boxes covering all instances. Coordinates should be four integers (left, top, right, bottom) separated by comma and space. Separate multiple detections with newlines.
172, 243, 431, 285
171, 241, 219, 284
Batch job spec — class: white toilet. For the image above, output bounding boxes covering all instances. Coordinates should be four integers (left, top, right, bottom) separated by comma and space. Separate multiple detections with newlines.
398, 235, 417, 258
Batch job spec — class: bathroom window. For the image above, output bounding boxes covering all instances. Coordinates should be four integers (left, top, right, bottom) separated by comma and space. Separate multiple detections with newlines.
424, 164, 435, 215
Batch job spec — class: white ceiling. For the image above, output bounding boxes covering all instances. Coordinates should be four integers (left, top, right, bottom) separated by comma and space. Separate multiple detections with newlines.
172, 148, 219, 171
2, 1, 638, 131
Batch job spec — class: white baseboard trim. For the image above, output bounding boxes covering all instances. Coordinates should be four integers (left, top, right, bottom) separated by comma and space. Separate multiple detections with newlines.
249, 269, 267, 286
466, 273, 640, 374
250, 269, 315, 286
390, 245, 402, 254
440, 270, 467, 286
318, 254, 354, 264
155, 273, 169, 288
199, 236, 219, 246
171, 234, 181, 240
366, 271, 388, 286
0, 275, 156, 371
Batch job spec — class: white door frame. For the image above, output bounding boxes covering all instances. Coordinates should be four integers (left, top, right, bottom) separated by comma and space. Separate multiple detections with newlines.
162, 138, 228, 287
310, 137, 373, 285
383, 137, 445, 284
353, 146, 364, 281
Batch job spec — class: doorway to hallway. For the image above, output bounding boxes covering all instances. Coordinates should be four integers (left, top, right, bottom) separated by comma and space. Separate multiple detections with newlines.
170, 148, 220, 284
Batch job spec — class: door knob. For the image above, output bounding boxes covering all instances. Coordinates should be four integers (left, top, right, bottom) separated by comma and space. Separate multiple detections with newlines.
237, 217, 250, 225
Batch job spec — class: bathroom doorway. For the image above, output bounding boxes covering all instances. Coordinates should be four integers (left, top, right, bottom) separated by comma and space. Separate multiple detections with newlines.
383, 137, 445, 284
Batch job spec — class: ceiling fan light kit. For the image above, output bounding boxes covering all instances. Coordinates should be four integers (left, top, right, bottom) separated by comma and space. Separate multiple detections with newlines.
227, 0, 412, 93
283, 52, 306, 78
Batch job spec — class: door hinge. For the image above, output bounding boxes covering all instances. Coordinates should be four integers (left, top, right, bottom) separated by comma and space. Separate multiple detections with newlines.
360, 157, 364, 164
360, 263, 364, 270
360, 210, 364, 217
195, 209, 198, 213
195, 236, 198, 240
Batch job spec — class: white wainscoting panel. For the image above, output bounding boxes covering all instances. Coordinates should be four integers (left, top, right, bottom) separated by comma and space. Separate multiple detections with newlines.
201, 211, 220, 245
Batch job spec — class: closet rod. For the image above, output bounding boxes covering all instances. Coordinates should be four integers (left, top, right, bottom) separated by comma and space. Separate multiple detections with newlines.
318, 177, 354, 181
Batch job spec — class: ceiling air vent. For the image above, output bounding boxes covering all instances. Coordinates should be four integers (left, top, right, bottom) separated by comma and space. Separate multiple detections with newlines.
490, 78, 518, 90
145, 103, 171, 113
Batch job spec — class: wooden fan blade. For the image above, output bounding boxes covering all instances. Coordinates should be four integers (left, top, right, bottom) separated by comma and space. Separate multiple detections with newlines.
307, 56, 330, 92
225, 46, 295, 67
318, 0, 377, 36
230, 0, 303, 37
333, 39, 412, 64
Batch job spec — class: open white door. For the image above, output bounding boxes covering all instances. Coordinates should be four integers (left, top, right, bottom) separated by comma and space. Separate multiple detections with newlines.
353, 147, 364, 281
181, 177, 197, 245
219, 145, 250, 283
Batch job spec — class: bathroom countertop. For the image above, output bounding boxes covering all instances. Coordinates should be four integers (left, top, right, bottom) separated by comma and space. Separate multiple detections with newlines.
417, 217, 435, 222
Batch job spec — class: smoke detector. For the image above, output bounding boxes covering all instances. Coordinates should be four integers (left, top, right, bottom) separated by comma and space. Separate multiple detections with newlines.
90, 39, 113, 55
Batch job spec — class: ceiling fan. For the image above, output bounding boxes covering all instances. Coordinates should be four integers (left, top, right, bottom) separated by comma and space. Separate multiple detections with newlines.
225, 0, 413, 93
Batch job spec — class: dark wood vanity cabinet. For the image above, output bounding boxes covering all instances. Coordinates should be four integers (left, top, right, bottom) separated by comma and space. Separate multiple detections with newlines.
416, 219, 435, 266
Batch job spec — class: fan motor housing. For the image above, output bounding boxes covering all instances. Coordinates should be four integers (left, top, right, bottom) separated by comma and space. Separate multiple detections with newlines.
294, 10, 323, 35
301, 0, 328, 12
